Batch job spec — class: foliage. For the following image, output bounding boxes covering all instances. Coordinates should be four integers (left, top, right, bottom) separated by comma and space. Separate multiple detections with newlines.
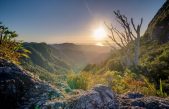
0, 22, 30, 64
67, 72, 88, 90
140, 42, 169, 94
22, 62, 66, 84
83, 64, 100, 72
34, 105, 40, 109
156, 79, 168, 97
87, 40, 169, 95
106, 58, 124, 72
103, 70, 157, 95
22, 42, 70, 73
67, 70, 157, 95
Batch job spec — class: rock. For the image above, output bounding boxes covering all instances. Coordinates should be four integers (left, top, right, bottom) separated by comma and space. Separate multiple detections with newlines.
0, 59, 35, 109
64, 87, 169, 109
65, 85, 119, 109
43, 100, 66, 109
127, 92, 144, 99
144, 0, 169, 43
0, 59, 63, 109
131, 100, 145, 107
119, 94, 169, 109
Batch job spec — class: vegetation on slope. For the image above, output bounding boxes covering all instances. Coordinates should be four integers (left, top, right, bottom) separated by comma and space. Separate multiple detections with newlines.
74, 1, 169, 96
144, 0, 169, 43
1, 0, 169, 99
80, 33, 169, 97
22, 42, 70, 74
67, 70, 157, 96
0, 22, 30, 64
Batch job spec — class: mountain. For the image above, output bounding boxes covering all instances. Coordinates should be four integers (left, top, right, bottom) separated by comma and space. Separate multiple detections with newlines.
144, 0, 169, 43
52, 43, 110, 71
140, 0, 169, 93
21, 42, 110, 74
22, 42, 71, 74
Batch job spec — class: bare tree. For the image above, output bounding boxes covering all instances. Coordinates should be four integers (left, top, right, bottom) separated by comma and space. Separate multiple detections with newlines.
105, 10, 143, 68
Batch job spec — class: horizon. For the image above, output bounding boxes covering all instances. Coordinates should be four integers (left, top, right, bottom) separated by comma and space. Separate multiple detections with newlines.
0, 0, 166, 45
24, 41, 110, 47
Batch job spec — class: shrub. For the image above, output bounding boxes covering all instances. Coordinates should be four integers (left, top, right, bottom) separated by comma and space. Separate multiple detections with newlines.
103, 71, 127, 93
106, 59, 124, 72
103, 70, 157, 95
140, 42, 169, 94
67, 73, 88, 90
0, 22, 30, 63
66, 70, 157, 96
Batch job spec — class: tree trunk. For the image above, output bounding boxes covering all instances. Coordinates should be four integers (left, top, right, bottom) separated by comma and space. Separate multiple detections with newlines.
134, 32, 140, 69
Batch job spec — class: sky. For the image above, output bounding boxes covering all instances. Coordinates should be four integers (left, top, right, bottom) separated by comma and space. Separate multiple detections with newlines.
0, 0, 166, 44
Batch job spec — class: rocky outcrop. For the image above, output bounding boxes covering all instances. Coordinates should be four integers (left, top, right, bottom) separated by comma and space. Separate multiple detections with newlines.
144, 0, 169, 43
0, 59, 63, 109
0, 59, 35, 109
65, 85, 119, 109
65, 87, 169, 109
119, 93, 169, 109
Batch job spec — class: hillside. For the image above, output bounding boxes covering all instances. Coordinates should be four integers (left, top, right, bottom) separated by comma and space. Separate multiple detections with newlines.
83, 0, 169, 94
144, 0, 169, 43
1, 0, 169, 109
52, 43, 110, 71
21, 42, 110, 74
1, 59, 169, 109
139, 0, 169, 93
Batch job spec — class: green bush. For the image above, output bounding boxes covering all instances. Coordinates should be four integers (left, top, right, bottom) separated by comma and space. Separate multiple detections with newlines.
140, 42, 169, 94
67, 73, 88, 90
106, 59, 124, 71
0, 22, 30, 64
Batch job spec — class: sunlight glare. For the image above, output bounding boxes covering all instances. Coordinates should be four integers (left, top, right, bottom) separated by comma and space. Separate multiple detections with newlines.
96, 42, 104, 46
93, 26, 106, 41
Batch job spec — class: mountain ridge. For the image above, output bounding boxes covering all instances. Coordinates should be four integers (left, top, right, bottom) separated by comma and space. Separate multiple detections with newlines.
21, 42, 110, 74
144, 0, 169, 43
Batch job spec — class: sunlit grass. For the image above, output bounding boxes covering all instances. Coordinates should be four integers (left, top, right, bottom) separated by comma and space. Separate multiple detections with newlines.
67, 70, 157, 95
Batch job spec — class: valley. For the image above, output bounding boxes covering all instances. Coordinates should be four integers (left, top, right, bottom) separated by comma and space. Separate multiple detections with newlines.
0, 0, 169, 109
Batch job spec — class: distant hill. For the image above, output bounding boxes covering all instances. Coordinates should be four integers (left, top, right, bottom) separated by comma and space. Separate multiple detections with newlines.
21, 42, 110, 74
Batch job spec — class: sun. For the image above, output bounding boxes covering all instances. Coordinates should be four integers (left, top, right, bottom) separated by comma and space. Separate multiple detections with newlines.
96, 42, 104, 46
93, 26, 106, 41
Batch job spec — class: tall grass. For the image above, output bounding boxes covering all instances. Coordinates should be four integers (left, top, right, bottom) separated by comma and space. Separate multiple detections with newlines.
67, 73, 88, 90
66, 70, 157, 96
156, 79, 167, 97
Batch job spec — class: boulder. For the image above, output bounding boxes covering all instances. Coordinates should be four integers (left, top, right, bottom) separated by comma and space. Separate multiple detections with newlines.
59, 86, 169, 109
65, 85, 119, 109
119, 93, 169, 109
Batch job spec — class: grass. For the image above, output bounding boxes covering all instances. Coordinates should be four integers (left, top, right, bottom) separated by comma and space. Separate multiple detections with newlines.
66, 70, 157, 96
156, 79, 168, 97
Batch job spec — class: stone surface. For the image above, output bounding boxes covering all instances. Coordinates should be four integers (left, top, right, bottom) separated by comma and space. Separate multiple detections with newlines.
65, 85, 119, 109
144, 0, 169, 43
0, 59, 63, 109
0, 59, 34, 109
119, 94, 169, 109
